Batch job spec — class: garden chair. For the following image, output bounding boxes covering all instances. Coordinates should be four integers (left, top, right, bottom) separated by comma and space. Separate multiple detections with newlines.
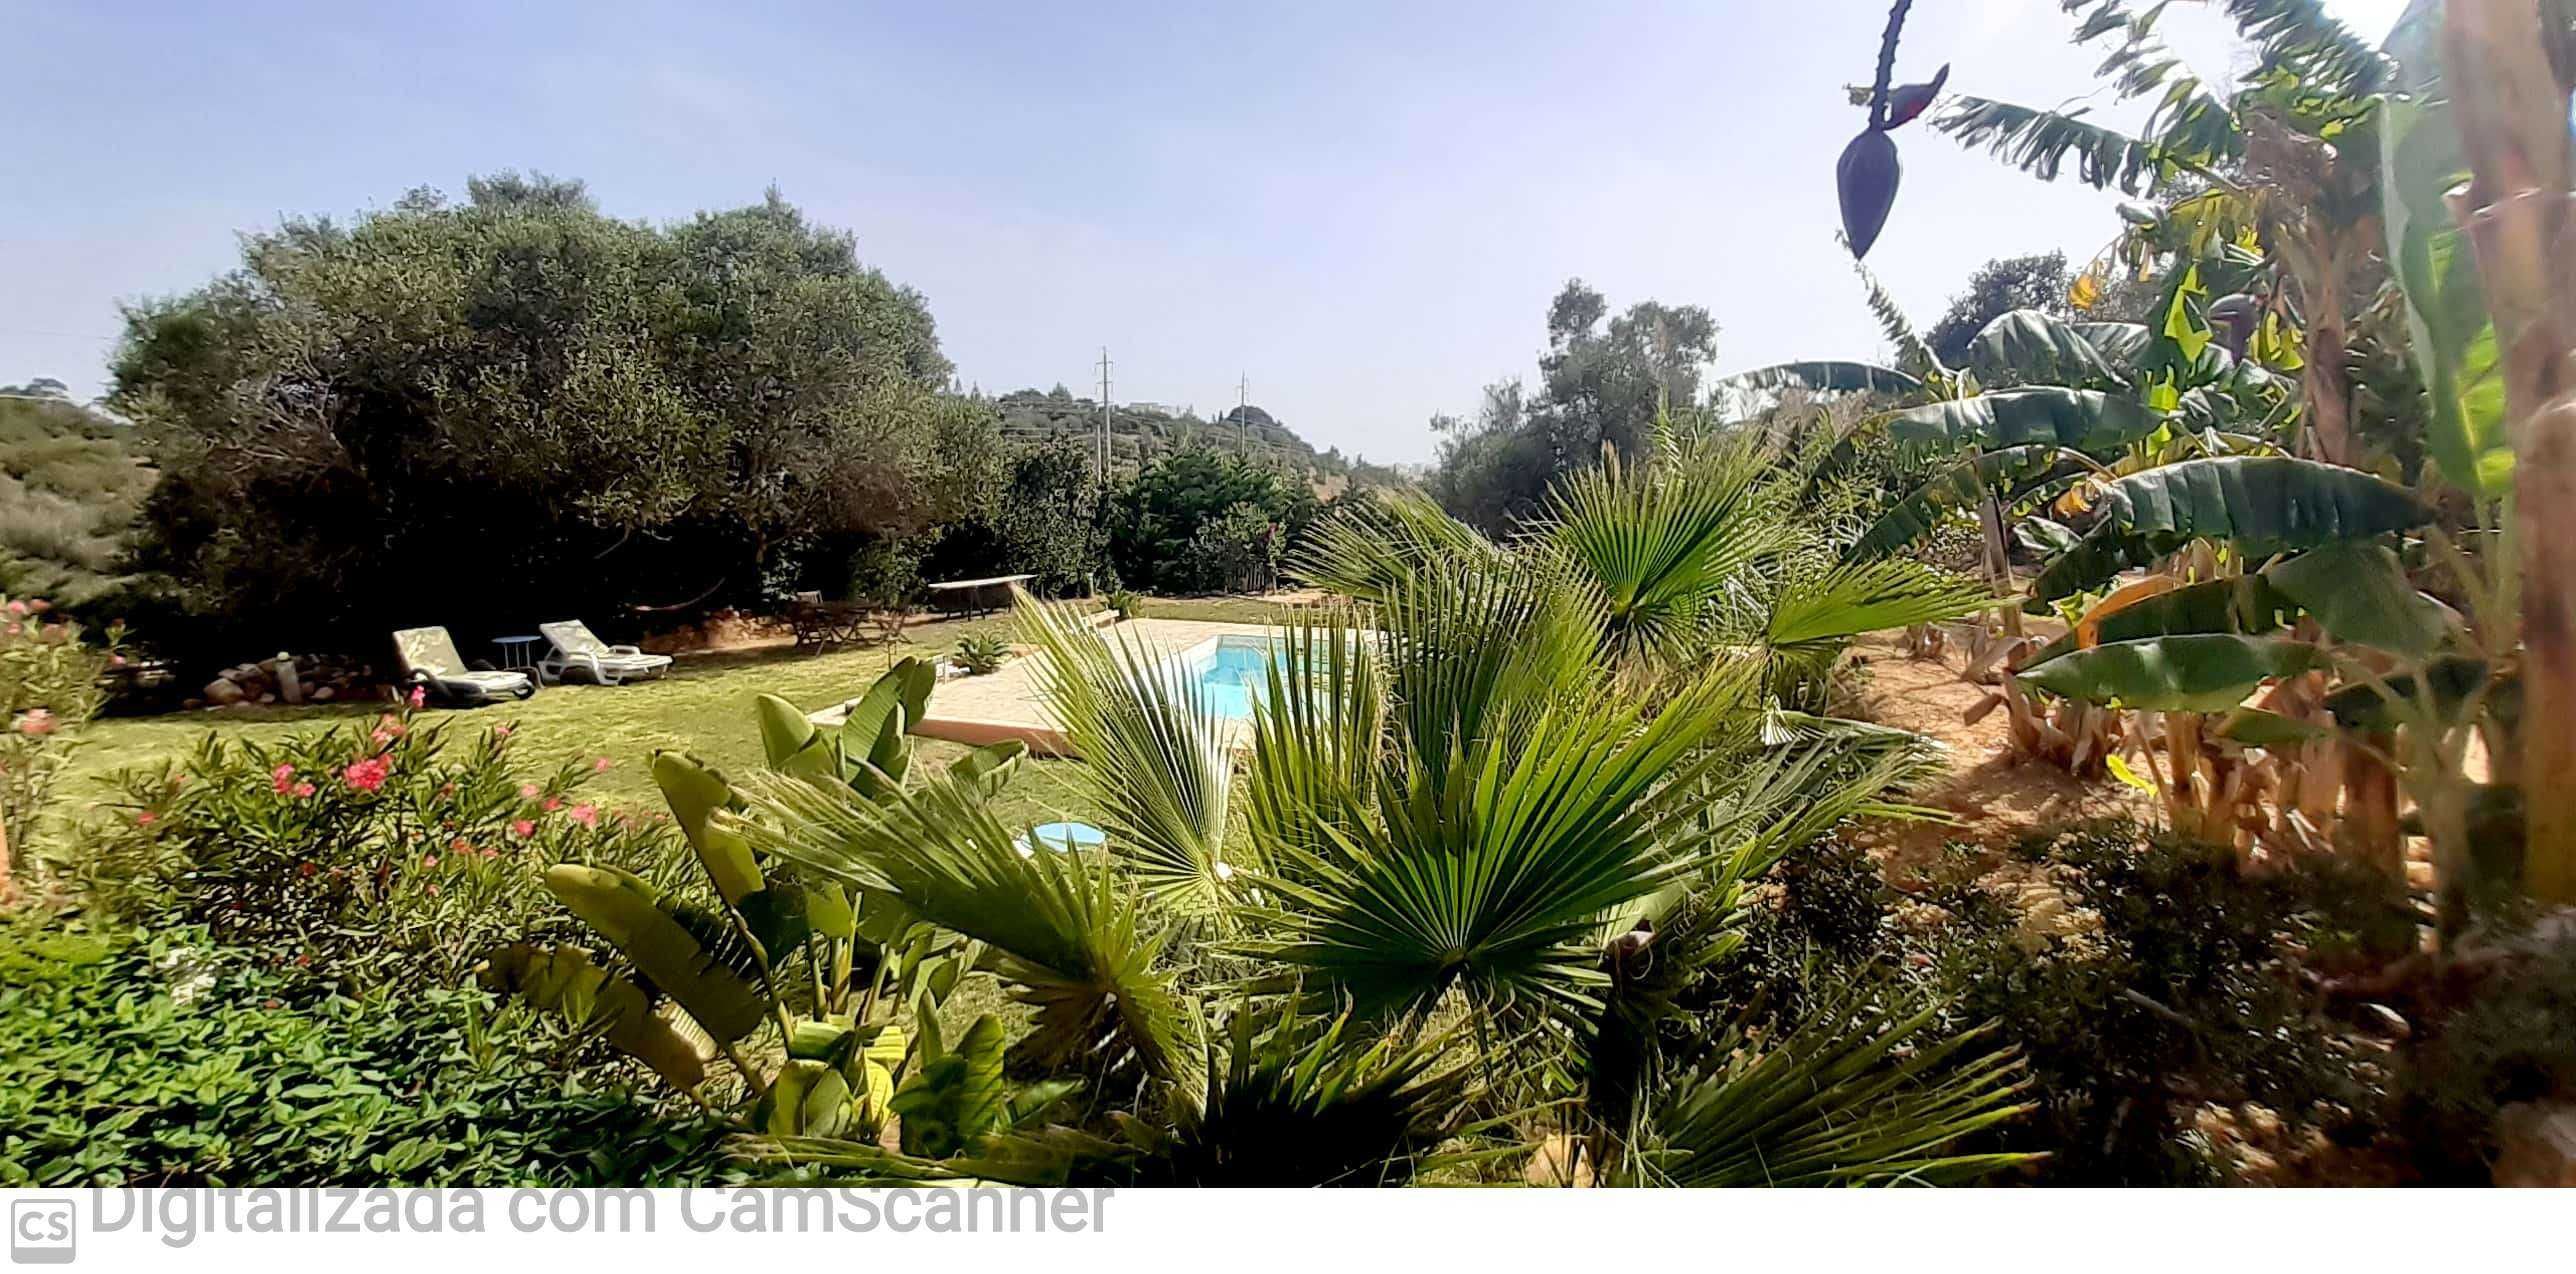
536, 619, 674, 686
391, 627, 537, 705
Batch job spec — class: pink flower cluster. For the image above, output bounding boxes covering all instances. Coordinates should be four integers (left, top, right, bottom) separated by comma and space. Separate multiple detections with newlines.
342, 754, 392, 793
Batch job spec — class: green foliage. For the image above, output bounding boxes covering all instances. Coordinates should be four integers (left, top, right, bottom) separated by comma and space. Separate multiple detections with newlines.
1118, 999, 1472, 1187
0, 396, 152, 611
2020, 634, 2325, 712
2399, 930, 2576, 1182
0, 596, 120, 863
112, 176, 971, 651
1108, 447, 1316, 594
953, 633, 1010, 676
991, 389, 1354, 486
0, 919, 727, 1186
1541, 434, 1790, 662
1928, 252, 2078, 368
1619, 985, 2035, 1187
1429, 281, 1720, 534
79, 705, 672, 991
924, 440, 1110, 597
2031, 457, 2434, 600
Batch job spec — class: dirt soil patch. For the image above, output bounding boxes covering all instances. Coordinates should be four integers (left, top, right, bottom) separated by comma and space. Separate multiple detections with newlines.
1841, 631, 2154, 891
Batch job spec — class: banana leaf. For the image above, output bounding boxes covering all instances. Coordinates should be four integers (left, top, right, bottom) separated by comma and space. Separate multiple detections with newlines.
2323, 655, 2505, 731
1852, 444, 2088, 559
2380, 92, 2512, 497
478, 943, 708, 1092
652, 751, 761, 904
1884, 387, 2163, 454
2262, 541, 2455, 656
2019, 634, 2323, 712
2028, 574, 2294, 666
2032, 457, 2434, 599
543, 864, 770, 1043
1715, 360, 1923, 396
1965, 309, 2128, 388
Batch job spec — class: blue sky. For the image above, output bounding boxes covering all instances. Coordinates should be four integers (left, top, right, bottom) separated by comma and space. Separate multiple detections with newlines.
1, 0, 2408, 463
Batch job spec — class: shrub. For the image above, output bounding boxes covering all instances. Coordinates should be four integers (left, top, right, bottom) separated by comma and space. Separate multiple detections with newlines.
0, 918, 728, 1186
0, 595, 120, 901
1928, 824, 2407, 1184
953, 633, 1009, 675
79, 706, 685, 992
1711, 820, 2412, 1185
2397, 928, 2576, 1183
1104, 588, 1141, 622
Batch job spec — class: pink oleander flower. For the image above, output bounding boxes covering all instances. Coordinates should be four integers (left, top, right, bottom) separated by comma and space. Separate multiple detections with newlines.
408, 685, 427, 709
568, 803, 599, 828
343, 754, 392, 793
134, 810, 156, 826
519, 782, 541, 800
593, 757, 613, 773
542, 796, 562, 812
423, 853, 440, 868
378, 714, 407, 738
27, 600, 47, 614
425, 882, 440, 897
449, 836, 473, 854
5, 601, 24, 616
510, 818, 536, 839
272, 762, 295, 794
15, 709, 57, 737
292, 781, 316, 798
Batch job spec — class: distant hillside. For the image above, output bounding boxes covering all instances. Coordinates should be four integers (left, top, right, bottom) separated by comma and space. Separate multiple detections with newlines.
0, 386, 154, 609
991, 387, 1408, 495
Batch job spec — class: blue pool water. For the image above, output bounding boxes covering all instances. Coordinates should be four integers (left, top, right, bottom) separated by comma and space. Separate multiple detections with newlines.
1190, 636, 1282, 720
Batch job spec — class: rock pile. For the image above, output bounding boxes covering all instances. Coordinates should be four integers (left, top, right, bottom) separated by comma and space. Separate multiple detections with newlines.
189, 653, 386, 709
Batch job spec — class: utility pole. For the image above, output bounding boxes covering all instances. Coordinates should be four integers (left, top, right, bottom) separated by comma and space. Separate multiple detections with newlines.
1096, 347, 1113, 486
1237, 373, 1250, 457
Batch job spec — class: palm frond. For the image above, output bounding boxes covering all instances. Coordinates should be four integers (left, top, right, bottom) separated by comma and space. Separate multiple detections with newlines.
1016, 592, 1236, 910
1616, 980, 2037, 1187
1765, 557, 1993, 655
1287, 487, 1505, 605
1234, 657, 1764, 1025
1374, 552, 1608, 791
1539, 435, 1794, 663
1241, 610, 1386, 883
723, 768, 1199, 1087
1126, 996, 1475, 1186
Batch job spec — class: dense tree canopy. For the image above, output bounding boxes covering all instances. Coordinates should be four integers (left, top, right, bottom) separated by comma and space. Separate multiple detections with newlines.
1427, 280, 1717, 534
1107, 448, 1318, 594
111, 175, 976, 650
1924, 252, 2074, 369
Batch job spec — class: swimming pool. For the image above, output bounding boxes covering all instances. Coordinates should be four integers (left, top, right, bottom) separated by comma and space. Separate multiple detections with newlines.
1180, 635, 1285, 720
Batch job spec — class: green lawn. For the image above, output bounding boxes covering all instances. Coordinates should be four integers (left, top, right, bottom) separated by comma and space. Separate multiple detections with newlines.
64, 595, 1288, 833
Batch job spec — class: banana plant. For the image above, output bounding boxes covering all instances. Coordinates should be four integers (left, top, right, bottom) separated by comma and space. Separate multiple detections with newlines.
481, 658, 1034, 1135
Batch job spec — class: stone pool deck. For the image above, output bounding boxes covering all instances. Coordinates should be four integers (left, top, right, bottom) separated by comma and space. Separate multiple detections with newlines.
809, 616, 1280, 757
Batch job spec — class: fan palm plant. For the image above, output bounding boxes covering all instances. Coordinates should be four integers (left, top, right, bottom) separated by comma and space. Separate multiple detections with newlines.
712, 519, 2031, 1185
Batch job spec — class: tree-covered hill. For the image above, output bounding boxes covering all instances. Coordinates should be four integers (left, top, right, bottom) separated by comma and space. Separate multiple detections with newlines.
991, 387, 1406, 493
0, 385, 152, 609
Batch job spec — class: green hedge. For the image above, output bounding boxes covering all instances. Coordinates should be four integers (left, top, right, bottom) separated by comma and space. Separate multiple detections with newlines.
0, 920, 730, 1186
